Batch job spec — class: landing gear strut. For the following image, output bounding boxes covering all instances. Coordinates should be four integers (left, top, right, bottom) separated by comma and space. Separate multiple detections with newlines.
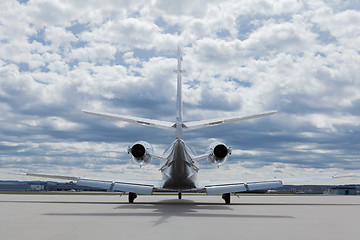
178, 191, 182, 199
222, 193, 231, 204
128, 192, 137, 203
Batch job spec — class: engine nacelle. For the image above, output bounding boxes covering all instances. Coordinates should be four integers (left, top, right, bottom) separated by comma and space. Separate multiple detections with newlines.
207, 142, 232, 167
127, 141, 153, 166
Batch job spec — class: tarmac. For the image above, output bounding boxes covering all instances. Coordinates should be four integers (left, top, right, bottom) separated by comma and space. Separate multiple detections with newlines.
0, 194, 359, 240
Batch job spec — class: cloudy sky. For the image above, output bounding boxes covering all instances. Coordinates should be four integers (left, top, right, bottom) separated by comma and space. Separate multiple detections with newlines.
1, 0, 359, 184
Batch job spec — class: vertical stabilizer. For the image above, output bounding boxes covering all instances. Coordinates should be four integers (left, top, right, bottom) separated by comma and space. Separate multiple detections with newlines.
175, 47, 184, 139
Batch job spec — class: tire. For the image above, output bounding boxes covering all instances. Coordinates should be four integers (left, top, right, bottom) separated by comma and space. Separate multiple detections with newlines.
128, 192, 137, 203
222, 193, 230, 204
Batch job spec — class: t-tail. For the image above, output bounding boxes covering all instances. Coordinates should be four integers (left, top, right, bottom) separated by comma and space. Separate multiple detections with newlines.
82, 47, 277, 135
175, 46, 184, 139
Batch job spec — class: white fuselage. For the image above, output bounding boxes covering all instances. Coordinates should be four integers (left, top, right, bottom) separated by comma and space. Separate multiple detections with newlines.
159, 139, 199, 190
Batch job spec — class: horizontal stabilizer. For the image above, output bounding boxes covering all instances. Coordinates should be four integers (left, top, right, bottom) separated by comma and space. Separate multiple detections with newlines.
83, 111, 175, 130
183, 111, 277, 130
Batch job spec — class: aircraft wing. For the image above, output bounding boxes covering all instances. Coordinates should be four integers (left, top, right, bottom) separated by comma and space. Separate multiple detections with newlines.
4, 171, 163, 195
183, 111, 277, 130
197, 174, 356, 195
2, 171, 78, 181
280, 175, 357, 184
197, 179, 283, 195
83, 111, 175, 130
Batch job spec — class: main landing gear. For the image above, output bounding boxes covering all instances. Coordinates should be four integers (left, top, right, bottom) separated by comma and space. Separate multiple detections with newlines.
222, 193, 231, 204
128, 192, 137, 203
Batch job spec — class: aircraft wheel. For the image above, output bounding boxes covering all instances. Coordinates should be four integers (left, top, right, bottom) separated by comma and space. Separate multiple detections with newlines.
129, 192, 137, 203
222, 193, 231, 204
178, 191, 182, 199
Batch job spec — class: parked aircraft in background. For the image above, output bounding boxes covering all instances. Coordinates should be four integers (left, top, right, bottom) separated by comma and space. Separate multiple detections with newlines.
9, 47, 283, 204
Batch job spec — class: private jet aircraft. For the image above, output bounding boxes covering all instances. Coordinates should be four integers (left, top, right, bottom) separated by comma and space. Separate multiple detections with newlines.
11, 48, 283, 204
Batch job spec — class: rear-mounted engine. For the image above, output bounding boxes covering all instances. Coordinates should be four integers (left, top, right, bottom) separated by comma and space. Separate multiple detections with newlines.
127, 141, 153, 166
207, 142, 232, 167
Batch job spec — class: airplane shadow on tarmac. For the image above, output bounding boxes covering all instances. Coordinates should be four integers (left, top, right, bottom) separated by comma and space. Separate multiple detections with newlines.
40, 199, 295, 226
4, 198, 360, 226
115, 199, 294, 226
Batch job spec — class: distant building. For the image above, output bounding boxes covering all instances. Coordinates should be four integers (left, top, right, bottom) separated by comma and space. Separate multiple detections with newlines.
0, 181, 48, 191
0, 182, 30, 191
276, 185, 327, 194
56, 182, 105, 192
30, 184, 45, 191
328, 186, 357, 195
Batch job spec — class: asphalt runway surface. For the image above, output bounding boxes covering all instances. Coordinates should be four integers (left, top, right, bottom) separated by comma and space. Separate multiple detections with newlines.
0, 194, 359, 240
